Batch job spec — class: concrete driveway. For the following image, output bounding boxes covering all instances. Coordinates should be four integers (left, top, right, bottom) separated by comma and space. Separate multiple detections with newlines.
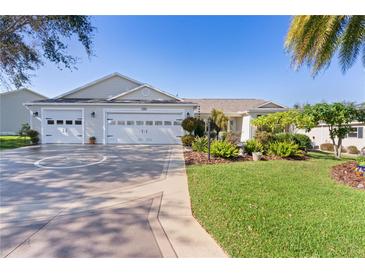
0, 145, 226, 258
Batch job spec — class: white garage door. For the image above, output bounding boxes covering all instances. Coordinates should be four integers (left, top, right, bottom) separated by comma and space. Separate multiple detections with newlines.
106, 112, 183, 144
43, 109, 83, 144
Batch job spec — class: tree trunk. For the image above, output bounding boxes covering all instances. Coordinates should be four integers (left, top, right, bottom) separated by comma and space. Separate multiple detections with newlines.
336, 138, 343, 159
330, 137, 340, 159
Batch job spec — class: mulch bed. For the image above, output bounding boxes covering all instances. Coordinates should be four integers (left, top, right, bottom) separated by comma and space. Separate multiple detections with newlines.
183, 148, 308, 165
331, 161, 365, 190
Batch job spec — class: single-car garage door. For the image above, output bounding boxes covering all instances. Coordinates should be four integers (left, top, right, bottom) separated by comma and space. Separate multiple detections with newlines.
42, 109, 83, 144
106, 112, 183, 144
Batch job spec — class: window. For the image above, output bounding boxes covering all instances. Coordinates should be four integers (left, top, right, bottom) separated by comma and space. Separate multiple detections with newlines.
56, 120, 63, 125
348, 127, 364, 138
136, 121, 144, 126
164, 121, 172, 126
146, 121, 153, 126
75, 120, 82, 125
127, 121, 134, 126
155, 121, 163, 126
117, 120, 125, 125
47, 120, 54, 125
65, 120, 73, 125
174, 121, 181, 126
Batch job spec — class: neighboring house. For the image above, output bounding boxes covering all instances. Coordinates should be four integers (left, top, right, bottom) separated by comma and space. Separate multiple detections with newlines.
296, 102, 365, 150
25, 73, 196, 144
186, 98, 287, 142
296, 120, 365, 151
24, 72, 287, 145
0, 88, 48, 135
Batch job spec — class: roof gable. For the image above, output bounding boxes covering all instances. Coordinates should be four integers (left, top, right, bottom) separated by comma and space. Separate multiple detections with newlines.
55, 72, 142, 99
109, 85, 182, 101
256, 101, 286, 109
0, 88, 47, 99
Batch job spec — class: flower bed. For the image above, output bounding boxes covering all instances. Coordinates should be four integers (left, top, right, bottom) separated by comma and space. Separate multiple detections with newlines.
331, 161, 365, 190
183, 148, 308, 165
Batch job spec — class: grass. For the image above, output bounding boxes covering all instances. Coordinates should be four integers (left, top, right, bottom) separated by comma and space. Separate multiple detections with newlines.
0, 135, 31, 150
187, 152, 365, 257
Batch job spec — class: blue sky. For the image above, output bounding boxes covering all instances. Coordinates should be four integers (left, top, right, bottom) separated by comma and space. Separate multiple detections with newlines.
30, 16, 364, 106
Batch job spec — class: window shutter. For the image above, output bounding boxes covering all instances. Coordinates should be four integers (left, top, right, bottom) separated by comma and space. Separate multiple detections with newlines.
358, 127, 363, 138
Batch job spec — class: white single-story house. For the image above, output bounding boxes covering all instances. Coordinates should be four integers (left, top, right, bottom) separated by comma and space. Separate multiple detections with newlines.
23, 72, 287, 145
186, 98, 288, 141
0, 88, 48, 135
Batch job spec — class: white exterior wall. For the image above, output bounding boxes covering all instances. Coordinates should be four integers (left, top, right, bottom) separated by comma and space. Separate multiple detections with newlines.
62, 75, 140, 99
0, 90, 46, 134
297, 124, 365, 150
241, 115, 252, 142
28, 104, 194, 144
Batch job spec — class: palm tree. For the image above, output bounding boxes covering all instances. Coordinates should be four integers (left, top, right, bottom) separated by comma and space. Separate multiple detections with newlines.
210, 109, 228, 139
285, 16, 365, 76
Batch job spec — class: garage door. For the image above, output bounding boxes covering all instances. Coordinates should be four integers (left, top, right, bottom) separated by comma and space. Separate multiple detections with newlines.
43, 109, 83, 144
106, 112, 183, 144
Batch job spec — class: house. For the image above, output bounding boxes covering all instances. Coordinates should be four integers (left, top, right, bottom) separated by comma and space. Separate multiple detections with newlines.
186, 98, 287, 142
24, 73, 287, 145
0, 88, 48, 135
25, 73, 196, 144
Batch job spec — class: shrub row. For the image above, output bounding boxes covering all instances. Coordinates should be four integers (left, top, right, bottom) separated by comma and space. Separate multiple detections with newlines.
320, 143, 360, 154
185, 135, 239, 159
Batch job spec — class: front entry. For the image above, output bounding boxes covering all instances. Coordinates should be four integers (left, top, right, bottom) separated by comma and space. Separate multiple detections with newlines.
106, 112, 183, 144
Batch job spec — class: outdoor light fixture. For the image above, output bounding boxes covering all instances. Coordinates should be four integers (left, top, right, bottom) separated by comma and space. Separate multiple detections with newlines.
186, 112, 190, 117
91, 111, 95, 118
33, 111, 38, 117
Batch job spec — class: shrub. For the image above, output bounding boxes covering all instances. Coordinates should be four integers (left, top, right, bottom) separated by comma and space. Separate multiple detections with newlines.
274, 133, 312, 150
27, 129, 39, 144
194, 119, 205, 137
347, 146, 359, 154
268, 141, 301, 158
293, 133, 312, 150
225, 132, 241, 145
181, 135, 195, 146
254, 130, 274, 146
211, 140, 239, 159
320, 143, 334, 152
244, 139, 264, 155
181, 117, 198, 135
18, 123, 31, 137
356, 156, 365, 166
192, 136, 208, 152
320, 143, 347, 152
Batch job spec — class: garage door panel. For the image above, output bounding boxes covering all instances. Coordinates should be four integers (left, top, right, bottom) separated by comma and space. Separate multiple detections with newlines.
43, 109, 83, 144
106, 112, 183, 144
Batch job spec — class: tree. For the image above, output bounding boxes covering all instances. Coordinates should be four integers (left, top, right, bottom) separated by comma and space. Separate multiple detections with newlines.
301, 103, 364, 158
251, 110, 302, 133
210, 109, 228, 139
0, 16, 95, 89
181, 117, 198, 135
285, 16, 365, 76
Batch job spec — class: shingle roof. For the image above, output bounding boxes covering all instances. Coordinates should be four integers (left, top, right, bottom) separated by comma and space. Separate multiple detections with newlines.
184, 98, 270, 113
28, 98, 195, 105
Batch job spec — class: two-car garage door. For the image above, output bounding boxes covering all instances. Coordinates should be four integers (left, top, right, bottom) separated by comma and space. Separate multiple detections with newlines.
106, 112, 183, 144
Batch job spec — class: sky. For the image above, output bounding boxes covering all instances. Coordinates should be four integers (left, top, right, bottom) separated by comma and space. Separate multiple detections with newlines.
27, 16, 364, 106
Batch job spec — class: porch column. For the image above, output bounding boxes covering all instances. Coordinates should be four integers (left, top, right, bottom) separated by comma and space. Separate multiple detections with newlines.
227, 118, 231, 132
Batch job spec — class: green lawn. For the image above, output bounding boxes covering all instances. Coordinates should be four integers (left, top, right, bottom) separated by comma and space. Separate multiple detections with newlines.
0, 135, 31, 150
187, 152, 365, 257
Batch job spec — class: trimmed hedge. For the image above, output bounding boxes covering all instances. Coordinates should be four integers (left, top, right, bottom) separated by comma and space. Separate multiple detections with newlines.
181, 135, 195, 146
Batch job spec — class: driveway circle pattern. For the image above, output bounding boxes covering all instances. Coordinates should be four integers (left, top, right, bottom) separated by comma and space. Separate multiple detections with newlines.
34, 153, 107, 169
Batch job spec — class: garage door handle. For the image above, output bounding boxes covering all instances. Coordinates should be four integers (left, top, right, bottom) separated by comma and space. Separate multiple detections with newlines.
46, 134, 52, 136
107, 135, 113, 137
